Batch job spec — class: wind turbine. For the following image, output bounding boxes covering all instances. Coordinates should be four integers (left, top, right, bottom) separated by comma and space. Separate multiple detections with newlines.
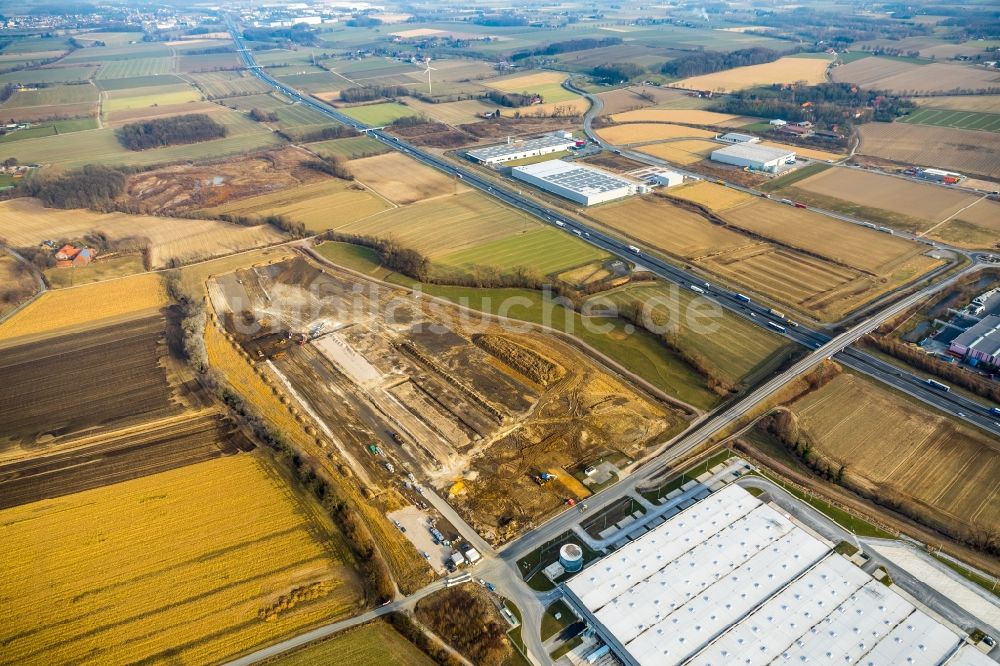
422, 57, 437, 95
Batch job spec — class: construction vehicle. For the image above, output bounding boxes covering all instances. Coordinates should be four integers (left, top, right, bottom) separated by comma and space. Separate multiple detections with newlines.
383, 461, 394, 474
368, 444, 382, 455
565, 498, 576, 506
533, 471, 557, 485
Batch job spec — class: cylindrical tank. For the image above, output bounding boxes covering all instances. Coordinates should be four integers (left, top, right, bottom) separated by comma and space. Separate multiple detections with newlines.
559, 543, 584, 572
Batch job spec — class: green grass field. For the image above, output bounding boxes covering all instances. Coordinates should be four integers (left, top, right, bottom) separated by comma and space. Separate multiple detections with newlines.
0, 66, 97, 85
604, 282, 792, 387
271, 622, 433, 666
438, 227, 609, 276
898, 108, 1000, 133
306, 135, 389, 159
94, 75, 186, 91
189, 71, 271, 98
759, 162, 831, 192
339, 102, 418, 125
837, 51, 873, 64
103, 85, 203, 113
0, 108, 280, 168
0, 118, 98, 143
97, 57, 176, 80
0, 84, 97, 108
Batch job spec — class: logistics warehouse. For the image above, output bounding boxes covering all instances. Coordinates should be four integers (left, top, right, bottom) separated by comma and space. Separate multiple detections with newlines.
711, 142, 795, 173
465, 132, 578, 165
561, 484, 993, 666
511, 159, 643, 206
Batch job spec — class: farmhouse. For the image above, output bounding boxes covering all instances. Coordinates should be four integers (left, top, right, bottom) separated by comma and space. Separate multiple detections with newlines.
716, 132, 759, 144
710, 143, 795, 173
466, 132, 577, 165
511, 159, 639, 206
949, 314, 1000, 369
561, 484, 993, 666
769, 118, 787, 127
52, 244, 97, 268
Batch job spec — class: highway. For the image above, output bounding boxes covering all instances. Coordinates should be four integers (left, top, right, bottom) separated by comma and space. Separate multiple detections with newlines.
224, 25, 1000, 664
231, 26, 999, 437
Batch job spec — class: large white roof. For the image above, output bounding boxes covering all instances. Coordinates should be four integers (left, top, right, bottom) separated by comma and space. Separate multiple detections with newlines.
566, 484, 982, 666
511, 159, 635, 195
711, 142, 795, 164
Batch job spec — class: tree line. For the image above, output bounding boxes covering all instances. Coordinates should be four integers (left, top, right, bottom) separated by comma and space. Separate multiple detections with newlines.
483, 90, 539, 108
510, 37, 622, 61
117, 114, 227, 151
24, 164, 127, 209
712, 83, 912, 130
286, 124, 357, 143
248, 108, 278, 122
340, 85, 409, 103
660, 47, 781, 79
590, 62, 645, 83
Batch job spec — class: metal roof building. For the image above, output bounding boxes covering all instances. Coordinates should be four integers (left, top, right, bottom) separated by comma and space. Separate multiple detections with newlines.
465, 133, 577, 165
717, 132, 760, 144
711, 143, 795, 173
562, 484, 993, 666
949, 314, 1000, 367
511, 159, 638, 206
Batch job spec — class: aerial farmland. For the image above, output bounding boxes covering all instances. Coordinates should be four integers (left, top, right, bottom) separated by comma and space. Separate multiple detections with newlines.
3, 1, 1000, 663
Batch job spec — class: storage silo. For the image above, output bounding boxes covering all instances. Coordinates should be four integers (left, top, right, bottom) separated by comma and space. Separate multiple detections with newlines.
559, 543, 584, 572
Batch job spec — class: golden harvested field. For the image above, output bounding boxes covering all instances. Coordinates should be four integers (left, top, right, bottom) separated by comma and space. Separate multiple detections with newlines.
596, 122, 716, 144
834, 59, 1000, 94
587, 196, 751, 258
483, 71, 576, 102
636, 138, 719, 164
499, 98, 589, 118
934, 198, 1000, 248
760, 140, 844, 162
336, 191, 532, 257
672, 56, 832, 92
914, 95, 1000, 113
859, 122, 1000, 180
696, 245, 872, 320
203, 180, 392, 233
0, 198, 284, 268
609, 108, 747, 126
348, 152, 468, 204
0, 455, 364, 666
0, 273, 166, 343
720, 199, 931, 275
399, 97, 499, 125
669, 181, 754, 211
794, 167, 981, 224
792, 372, 1000, 537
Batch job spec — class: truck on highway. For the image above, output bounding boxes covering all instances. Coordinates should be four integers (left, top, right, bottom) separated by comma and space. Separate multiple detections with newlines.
990, 407, 1000, 416
555, 220, 565, 227
768, 308, 785, 319
925, 379, 951, 392
690, 285, 705, 294
767, 321, 787, 333
628, 245, 641, 254
735, 293, 751, 303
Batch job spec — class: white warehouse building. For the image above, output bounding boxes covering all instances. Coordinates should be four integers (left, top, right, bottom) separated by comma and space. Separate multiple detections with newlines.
711, 143, 795, 173
562, 484, 994, 666
466, 133, 577, 165
511, 159, 639, 206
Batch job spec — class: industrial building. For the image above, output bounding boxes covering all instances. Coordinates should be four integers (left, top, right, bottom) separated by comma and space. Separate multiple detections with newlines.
917, 167, 965, 184
711, 143, 795, 173
562, 484, 992, 666
465, 132, 577, 165
949, 314, 1000, 369
716, 132, 760, 144
511, 159, 640, 206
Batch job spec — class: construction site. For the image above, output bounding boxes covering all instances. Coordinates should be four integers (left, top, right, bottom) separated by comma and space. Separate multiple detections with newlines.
207, 254, 682, 545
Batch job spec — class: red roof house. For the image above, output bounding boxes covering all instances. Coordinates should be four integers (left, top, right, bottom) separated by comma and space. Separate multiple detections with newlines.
55, 244, 79, 261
